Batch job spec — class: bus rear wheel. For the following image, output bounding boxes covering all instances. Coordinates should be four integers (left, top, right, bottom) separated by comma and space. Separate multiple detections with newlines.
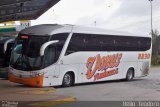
62, 73, 74, 87
126, 68, 134, 81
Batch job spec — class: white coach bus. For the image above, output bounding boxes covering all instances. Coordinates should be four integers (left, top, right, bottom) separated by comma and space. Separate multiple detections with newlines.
9, 24, 152, 87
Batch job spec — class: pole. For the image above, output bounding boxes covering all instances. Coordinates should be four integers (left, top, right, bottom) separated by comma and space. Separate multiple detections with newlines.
149, 0, 153, 35
94, 21, 96, 27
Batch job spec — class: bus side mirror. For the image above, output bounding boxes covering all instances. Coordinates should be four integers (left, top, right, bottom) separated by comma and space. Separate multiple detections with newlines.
4, 38, 15, 53
40, 40, 59, 56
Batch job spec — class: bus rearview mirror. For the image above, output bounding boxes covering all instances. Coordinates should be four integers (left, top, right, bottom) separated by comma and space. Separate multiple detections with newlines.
40, 40, 59, 56
4, 38, 15, 53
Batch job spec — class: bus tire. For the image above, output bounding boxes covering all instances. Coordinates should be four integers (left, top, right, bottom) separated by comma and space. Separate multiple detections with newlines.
126, 68, 134, 81
62, 72, 74, 87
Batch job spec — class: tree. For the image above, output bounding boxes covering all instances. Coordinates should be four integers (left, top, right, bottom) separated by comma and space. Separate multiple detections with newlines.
151, 29, 160, 65
152, 29, 160, 55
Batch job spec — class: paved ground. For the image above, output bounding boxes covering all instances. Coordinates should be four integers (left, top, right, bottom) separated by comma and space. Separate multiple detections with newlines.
55, 67, 160, 101
0, 67, 160, 107
0, 79, 76, 107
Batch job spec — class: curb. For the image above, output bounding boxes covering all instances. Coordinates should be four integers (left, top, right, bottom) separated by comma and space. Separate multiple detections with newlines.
30, 97, 76, 107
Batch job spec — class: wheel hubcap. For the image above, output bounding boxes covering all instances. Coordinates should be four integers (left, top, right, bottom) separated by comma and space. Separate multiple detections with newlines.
128, 71, 133, 80
64, 74, 71, 85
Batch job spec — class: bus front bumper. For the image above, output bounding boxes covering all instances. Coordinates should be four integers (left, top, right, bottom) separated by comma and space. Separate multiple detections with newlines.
9, 73, 44, 87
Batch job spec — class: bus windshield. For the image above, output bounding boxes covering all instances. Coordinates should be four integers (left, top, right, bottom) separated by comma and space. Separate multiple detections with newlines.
10, 33, 69, 71
10, 35, 51, 71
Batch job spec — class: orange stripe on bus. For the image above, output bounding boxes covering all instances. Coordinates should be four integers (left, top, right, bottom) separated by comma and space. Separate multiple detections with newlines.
9, 74, 44, 87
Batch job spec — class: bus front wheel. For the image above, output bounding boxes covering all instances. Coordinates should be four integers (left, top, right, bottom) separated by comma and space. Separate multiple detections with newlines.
126, 68, 134, 81
62, 72, 74, 87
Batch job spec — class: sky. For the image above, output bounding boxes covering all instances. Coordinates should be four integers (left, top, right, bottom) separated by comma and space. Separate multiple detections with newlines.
31, 0, 160, 36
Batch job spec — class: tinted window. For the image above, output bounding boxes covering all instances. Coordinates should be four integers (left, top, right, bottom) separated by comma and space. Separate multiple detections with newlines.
51, 33, 68, 41
85, 35, 101, 51
66, 34, 86, 55
51, 33, 69, 60
43, 45, 56, 67
65, 33, 151, 55
99, 36, 116, 51
15, 35, 49, 57
26, 36, 49, 57
42, 33, 69, 67
66, 33, 102, 55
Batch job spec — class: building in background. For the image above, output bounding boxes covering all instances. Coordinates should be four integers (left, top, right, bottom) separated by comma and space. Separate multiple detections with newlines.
0, 20, 31, 36
0, 21, 16, 33
16, 20, 31, 32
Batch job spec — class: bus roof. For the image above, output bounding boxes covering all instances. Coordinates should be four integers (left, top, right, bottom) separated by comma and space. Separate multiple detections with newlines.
20, 24, 149, 37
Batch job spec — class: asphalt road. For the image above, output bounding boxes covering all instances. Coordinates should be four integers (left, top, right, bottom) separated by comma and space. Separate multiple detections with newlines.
0, 67, 160, 107
55, 67, 160, 101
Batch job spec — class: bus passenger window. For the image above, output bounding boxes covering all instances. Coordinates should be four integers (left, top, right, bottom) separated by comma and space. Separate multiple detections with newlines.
85, 35, 100, 51
66, 34, 85, 55
51, 33, 69, 57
